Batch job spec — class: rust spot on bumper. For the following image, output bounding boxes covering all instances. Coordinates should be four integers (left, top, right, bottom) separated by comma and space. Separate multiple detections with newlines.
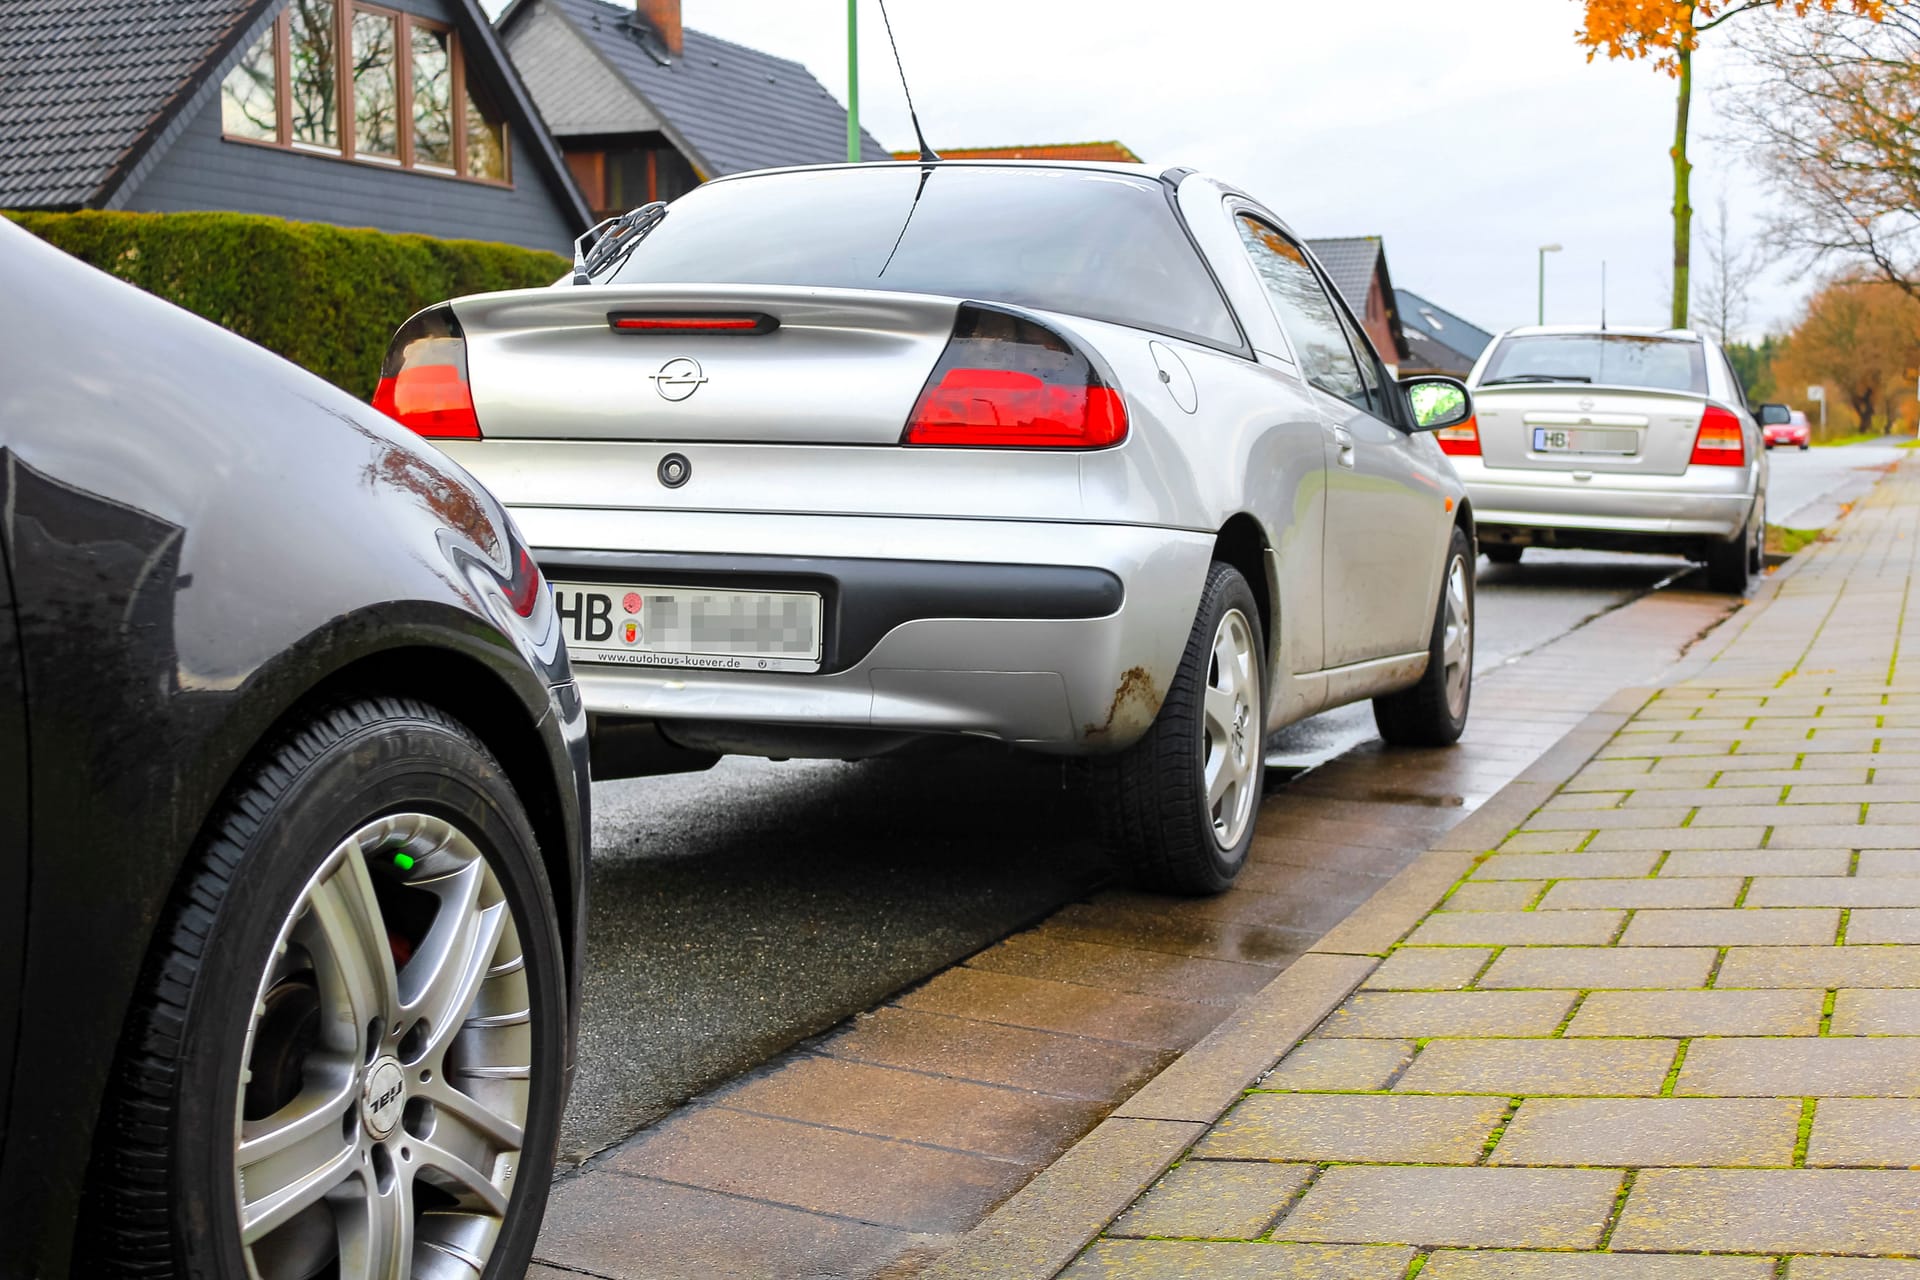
1084, 665, 1162, 741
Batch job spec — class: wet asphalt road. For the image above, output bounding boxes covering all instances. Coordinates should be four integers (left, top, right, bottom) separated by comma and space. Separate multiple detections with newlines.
558, 543, 1721, 1163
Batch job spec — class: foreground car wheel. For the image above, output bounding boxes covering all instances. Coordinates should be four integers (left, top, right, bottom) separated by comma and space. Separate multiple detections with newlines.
1101, 562, 1266, 895
1374, 525, 1473, 747
1706, 499, 1761, 594
82, 699, 567, 1279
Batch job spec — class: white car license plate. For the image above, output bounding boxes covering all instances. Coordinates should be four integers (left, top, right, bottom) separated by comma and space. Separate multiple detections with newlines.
1533, 427, 1636, 455
551, 582, 823, 673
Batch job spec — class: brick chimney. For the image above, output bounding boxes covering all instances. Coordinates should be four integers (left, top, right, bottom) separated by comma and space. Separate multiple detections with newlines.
636, 0, 681, 56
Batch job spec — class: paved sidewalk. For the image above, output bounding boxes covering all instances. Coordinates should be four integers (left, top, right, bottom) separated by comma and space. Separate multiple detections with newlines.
981, 460, 1920, 1278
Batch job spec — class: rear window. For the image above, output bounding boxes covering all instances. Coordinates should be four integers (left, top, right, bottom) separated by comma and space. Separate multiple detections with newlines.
606, 165, 1243, 350
1480, 334, 1708, 394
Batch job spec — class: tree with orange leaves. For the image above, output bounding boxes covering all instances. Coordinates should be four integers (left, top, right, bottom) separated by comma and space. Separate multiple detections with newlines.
1576, 0, 1884, 330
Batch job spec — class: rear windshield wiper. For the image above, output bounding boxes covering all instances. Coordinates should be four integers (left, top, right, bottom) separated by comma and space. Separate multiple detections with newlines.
572, 202, 668, 285
1481, 374, 1593, 385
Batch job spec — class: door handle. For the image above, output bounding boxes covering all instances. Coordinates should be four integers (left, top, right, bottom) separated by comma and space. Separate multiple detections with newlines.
1333, 426, 1356, 469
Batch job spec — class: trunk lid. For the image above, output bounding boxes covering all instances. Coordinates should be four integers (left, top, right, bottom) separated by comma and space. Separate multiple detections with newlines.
1471, 384, 1712, 478
450, 284, 962, 445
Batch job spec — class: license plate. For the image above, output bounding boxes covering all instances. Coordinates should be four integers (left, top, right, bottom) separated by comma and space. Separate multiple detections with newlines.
551, 582, 822, 672
1533, 427, 1636, 455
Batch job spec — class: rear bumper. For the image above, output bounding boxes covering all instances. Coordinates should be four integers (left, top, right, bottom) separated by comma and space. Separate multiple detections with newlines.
516, 509, 1213, 755
1455, 458, 1758, 544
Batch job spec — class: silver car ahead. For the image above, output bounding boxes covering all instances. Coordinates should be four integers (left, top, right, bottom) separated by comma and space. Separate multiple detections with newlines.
376, 161, 1475, 893
1456, 325, 1768, 592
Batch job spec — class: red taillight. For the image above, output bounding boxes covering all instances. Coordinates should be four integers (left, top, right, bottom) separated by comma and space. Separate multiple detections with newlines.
1436, 414, 1481, 457
904, 305, 1128, 449
373, 307, 480, 439
1690, 404, 1746, 467
609, 312, 776, 334
506, 545, 543, 618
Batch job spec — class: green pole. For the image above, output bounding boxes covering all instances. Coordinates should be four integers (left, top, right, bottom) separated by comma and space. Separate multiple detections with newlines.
847, 0, 859, 162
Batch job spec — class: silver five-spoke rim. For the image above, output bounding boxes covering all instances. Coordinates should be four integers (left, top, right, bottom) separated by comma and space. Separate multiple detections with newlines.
1203, 607, 1261, 850
1442, 553, 1472, 720
235, 814, 532, 1280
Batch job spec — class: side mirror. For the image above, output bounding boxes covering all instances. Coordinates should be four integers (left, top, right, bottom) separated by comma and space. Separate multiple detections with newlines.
1757, 402, 1791, 426
1402, 376, 1473, 433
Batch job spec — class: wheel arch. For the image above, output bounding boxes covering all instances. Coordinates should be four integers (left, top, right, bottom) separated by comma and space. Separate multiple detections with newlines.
1211, 513, 1275, 649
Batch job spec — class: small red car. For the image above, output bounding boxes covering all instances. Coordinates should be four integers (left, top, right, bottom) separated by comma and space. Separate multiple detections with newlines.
1759, 404, 1811, 449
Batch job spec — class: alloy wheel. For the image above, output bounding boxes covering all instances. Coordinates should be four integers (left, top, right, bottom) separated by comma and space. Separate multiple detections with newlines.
234, 814, 532, 1280
1202, 607, 1261, 850
1441, 553, 1472, 721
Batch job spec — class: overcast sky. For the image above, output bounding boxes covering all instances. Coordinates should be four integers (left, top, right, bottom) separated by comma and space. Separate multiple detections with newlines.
575, 1, 1808, 340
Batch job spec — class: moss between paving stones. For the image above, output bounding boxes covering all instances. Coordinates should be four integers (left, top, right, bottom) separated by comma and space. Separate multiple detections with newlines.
6, 209, 567, 400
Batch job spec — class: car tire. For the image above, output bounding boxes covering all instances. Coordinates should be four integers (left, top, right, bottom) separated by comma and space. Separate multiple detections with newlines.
1800, 443, 1810, 450
1374, 524, 1474, 748
1707, 501, 1759, 594
79, 697, 568, 1280
1483, 544, 1523, 566
1100, 562, 1266, 896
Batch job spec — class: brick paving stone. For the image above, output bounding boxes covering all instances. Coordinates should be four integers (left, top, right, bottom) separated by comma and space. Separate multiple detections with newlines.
1194, 1093, 1506, 1164
1715, 945, 1920, 988
1830, 988, 1920, 1035
1405, 911, 1626, 947
1611, 1169, 1920, 1252
1473, 851, 1661, 880
1061, 1241, 1415, 1279
1566, 989, 1825, 1037
1106, 1161, 1313, 1240
819, 1007, 1169, 1100
1395, 1039, 1679, 1096
1855, 851, 1920, 877
1749, 879, 1920, 908
1499, 831, 1597, 853
1423, 1253, 1775, 1279
1660, 849, 1853, 877
1538, 877, 1743, 909
1260, 1037, 1416, 1091
1624, 786, 1783, 807
1363, 947, 1494, 990
1787, 1261, 1920, 1280
1848, 910, 1920, 944
1620, 908, 1840, 947
895, 968, 1223, 1050
1319, 990, 1577, 1038
1278, 1166, 1623, 1248
1490, 1097, 1801, 1167
1792, 784, 1920, 803
1523, 807, 1695, 830
1044, 900, 1307, 967
1806, 1099, 1920, 1167
1767, 825, 1920, 848
969, 934, 1277, 1004
1477, 946, 1714, 990
1589, 827, 1769, 850
1443, 881, 1548, 911
1677, 1038, 1920, 1096
710, 1057, 1104, 1164
1692, 803, 1861, 827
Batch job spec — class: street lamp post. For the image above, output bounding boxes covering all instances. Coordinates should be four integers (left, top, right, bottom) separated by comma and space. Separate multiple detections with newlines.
1537, 244, 1563, 325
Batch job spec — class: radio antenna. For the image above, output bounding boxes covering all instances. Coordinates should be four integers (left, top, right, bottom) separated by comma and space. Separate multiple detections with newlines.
1601, 260, 1608, 330
878, 0, 939, 163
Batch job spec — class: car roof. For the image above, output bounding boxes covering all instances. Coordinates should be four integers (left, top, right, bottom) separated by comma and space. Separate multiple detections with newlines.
703, 158, 1172, 186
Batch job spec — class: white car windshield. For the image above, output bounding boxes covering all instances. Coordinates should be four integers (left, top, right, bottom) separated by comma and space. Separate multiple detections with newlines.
1481, 334, 1707, 394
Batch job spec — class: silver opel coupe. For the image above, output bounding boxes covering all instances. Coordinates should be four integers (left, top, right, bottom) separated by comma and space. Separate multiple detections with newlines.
376, 161, 1476, 893
1459, 325, 1768, 592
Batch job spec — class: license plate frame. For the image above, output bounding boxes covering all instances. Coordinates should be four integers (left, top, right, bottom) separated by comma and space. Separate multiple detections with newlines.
1532, 426, 1637, 456
550, 581, 824, 673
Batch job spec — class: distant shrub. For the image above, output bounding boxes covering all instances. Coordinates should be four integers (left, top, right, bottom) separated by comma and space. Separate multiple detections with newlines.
6, 209, 566, 399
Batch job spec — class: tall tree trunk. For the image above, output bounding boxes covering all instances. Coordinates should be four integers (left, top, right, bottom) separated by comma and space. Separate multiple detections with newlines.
1671, 42, 1693, 330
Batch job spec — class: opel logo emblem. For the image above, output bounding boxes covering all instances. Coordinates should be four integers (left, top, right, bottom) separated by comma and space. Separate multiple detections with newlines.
1577, 396, 1595, 411
652, 357, 707, 402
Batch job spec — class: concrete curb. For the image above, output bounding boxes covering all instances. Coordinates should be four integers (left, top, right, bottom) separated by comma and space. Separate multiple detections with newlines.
913, 691, 1659, 1280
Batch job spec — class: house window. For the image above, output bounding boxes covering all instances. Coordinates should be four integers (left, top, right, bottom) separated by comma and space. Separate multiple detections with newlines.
218, 0, 510, 184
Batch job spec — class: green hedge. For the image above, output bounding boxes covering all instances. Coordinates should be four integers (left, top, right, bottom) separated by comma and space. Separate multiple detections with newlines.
6, 210, 567, 400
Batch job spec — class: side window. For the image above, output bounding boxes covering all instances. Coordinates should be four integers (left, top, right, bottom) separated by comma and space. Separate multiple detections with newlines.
1234, 214, 1367, 410
1332, 302, 1389, 420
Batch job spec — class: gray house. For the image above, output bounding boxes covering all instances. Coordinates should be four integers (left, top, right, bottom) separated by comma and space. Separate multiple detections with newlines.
500, 0, 889, 221
0, 0, 589, 252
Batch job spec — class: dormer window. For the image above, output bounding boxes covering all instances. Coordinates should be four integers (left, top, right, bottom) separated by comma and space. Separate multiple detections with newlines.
220, 0, 509, 183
